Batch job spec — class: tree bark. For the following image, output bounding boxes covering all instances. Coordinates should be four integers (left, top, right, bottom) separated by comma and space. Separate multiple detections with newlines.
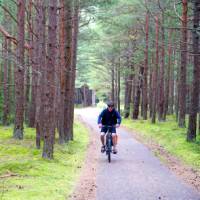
25, 53, 30, 123
164, 29, 172, 120
69, 0, 80, 140
13, 0, 26, 139
42, 0, 57, 159
151, 16, 159, 124
158, 13, 165, 121
114, 64, 118, 106
132, 66, 143, 119
198, 113, 200, 134
24, 0, 32, 124
58, 0, 65, 144
117, 59, 121, 114
64, 0, 73, 142
35, 0, 46, 149
175, 59, 180, 122
3, 38, 9, 125
130, 62, 135, 116
169, 45, 176, 114
111, 63, 115, 102
178, 0, 188, 127
149, 51, 154, 118
8, 39, 13, 120
29, 6, 40, 128
142, 12, 149, 120
124, 54, 133, 118
187, 0, 200, 141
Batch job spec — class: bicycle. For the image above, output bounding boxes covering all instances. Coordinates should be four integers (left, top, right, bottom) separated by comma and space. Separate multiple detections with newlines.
103, 125, 115, 163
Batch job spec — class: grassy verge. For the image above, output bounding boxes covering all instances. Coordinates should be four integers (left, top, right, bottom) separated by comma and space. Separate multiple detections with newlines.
0, 121, 89, 200
123, 116, 200, 169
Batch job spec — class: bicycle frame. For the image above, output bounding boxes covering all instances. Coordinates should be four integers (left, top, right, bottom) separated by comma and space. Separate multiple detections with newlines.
103, 125, 114, 163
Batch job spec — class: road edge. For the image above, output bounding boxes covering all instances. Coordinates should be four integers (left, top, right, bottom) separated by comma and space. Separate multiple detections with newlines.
69, 115, 99, 200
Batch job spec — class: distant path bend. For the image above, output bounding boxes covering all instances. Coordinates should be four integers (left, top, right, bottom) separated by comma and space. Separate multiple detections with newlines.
75, 107, 200, 200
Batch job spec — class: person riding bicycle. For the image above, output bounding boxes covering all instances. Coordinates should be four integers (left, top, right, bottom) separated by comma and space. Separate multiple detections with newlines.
97, 101, 121, 154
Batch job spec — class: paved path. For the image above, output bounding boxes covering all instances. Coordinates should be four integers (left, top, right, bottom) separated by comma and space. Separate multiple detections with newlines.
75, 108, 200, 200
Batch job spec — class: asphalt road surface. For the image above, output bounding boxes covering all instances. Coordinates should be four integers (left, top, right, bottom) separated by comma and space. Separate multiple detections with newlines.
75, 107, 200, 200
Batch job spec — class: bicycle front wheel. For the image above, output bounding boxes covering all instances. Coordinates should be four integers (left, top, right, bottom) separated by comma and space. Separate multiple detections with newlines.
107, 139, 112, 163
108, 151, 111, 162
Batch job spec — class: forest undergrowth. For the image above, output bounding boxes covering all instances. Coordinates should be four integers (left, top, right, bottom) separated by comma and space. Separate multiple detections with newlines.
0, 121, 89, 200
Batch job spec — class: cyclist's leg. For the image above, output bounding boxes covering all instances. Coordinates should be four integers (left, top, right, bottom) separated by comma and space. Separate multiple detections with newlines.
112, 127, 118, 153
100, 127, 107, 152
100, 132, 106, 146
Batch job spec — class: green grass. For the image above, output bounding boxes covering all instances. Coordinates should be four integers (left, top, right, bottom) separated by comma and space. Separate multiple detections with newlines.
0, 121, 89, 200
123, 115, 200, 169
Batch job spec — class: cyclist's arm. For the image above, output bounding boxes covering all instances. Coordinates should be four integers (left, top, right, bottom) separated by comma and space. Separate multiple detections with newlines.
97, 110, 104, 124
116, 111, 122, 125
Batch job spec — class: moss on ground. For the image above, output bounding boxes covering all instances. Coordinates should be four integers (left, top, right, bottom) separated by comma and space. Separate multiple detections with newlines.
123, 116, 200, 169
0, 121, 89, 200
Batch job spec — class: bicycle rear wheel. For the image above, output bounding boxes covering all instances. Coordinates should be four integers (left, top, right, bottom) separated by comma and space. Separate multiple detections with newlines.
107, 139, 111, 163
108, 151, 111, 162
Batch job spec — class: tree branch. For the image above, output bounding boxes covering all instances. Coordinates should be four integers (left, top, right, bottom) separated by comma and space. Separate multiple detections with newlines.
79, 17, 93, 28
0, 4, 18, 24
174, 0, 182, 22
0, 25, 31, 50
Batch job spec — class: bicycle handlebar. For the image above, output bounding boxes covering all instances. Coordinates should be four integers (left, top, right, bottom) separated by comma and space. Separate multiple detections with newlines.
102, 125, 116, 128
98, 124, 120, 129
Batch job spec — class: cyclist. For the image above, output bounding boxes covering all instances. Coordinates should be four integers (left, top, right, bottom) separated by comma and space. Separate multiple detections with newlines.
97, 101, 122, 154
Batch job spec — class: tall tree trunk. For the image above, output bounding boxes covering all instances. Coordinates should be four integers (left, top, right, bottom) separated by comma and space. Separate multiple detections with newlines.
58, 0, 65, 144
124, 55, 132, 118
114, 64, 118, 106
24, 0, 32, 123
7, 39, 12, 121
149, 51, 154, 118
42, 0, 57, 159
64, 0, 73, 142
69, 0, 80, 140
13, 0, 26, 139
142, 12, 149, 120
35, 0, 46, 149
169, 44, 176, 114
187, 0, 200, 141
198, 113, 200, 134
29, 10, 39, 127
178, 0, 188, 127
151, 16, 159, 124
117, 59, 121, 113
3, 38, 9, 125
111, 64, 115, 102
164, 29, 172, 120
25, 53, 30, 123
2, 6, 12, 125
132, 66, 143, 119
130, 62, 135, 115
175, 58, 180, 122
0, 44, 3, 86
158, 13, 165, 121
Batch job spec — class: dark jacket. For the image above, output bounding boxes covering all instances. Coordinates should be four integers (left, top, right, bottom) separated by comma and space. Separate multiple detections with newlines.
97, 108, 122, 125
